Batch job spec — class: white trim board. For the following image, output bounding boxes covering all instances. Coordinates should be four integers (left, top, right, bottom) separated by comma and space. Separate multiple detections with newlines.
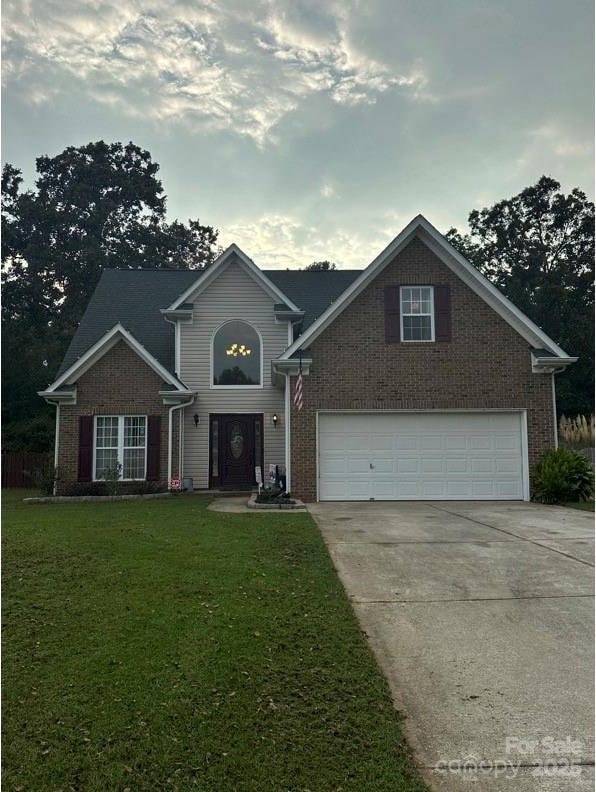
280, 215, 570, 361
166, 244, 301, 312
43, 323, 189, 394
210, 319, 264, 390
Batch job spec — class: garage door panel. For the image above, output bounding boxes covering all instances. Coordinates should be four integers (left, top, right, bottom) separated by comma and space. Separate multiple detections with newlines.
470, 458, 493, 473
421, 459, 443, 474
445, 458, 468, 473
420, 435, 442, 450
318, 412, 525, 501
395, 435, 418, 450
375, 459, 395, 474
495, 458, 520, 473
469, 435, 492, 449
370, 434, 394, 451
495, 435, 519, 450
348, 457, 371, 474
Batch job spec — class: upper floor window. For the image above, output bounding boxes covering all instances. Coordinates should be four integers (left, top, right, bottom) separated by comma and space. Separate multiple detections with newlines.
212, 320, 262, 387
400, 286, 434, 342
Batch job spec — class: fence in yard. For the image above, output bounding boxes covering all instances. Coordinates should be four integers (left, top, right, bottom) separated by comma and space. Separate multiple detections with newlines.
1, 451, 50, 488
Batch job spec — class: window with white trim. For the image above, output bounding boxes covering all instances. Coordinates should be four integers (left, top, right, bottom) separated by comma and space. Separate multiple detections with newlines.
95, 416, 147, 480
400, 286, 434, 341
212, 320, 261, 387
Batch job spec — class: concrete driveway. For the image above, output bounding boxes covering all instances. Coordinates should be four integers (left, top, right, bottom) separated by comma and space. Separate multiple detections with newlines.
308, 501, 594, 791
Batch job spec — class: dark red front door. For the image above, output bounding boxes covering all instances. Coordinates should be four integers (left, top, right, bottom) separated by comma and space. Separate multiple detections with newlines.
210, 414, 263, 489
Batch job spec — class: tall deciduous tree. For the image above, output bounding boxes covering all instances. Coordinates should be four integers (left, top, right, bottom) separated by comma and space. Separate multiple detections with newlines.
2, 141, 218, 448
303, 260, 337, 271
446, 177, 594, 416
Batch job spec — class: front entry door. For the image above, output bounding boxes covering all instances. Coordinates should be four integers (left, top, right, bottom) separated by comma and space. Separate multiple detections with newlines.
210, 414, 263, 489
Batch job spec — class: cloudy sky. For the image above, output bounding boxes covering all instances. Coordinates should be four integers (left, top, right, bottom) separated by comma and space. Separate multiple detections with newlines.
2, 0, 594, 269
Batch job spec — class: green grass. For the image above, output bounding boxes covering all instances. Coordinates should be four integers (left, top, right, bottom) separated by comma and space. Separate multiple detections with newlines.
2, 490, 426, 791
559, 500, 595, 511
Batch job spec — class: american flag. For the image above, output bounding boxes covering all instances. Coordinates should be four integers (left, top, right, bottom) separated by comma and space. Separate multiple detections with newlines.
294, 371, 303, 411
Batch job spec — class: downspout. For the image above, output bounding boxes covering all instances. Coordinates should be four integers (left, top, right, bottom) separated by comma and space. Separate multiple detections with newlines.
179, 409, 184, 483
552, 371, 561, 448
168, 397, 195, 485
285, 373, 291, 493
42, 399, 61, 495
53, 403, 60, 495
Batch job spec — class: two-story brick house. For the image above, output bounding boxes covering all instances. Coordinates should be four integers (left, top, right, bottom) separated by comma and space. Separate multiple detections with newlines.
40, 215, 576, 501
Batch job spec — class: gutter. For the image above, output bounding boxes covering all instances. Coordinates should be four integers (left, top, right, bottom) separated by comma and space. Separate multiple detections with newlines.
168, 395, 195, 486
531, 354, 578, 373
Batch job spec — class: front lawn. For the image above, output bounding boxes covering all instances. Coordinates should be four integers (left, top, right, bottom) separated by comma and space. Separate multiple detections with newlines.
559, 500, 595, 511
2, 490, 426, 791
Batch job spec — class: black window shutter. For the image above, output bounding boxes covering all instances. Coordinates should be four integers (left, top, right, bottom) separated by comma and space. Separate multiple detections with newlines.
146, 416, 161, 481
384, 286, 401, 343
434, 285, 452, 342
78, 416, 94, 482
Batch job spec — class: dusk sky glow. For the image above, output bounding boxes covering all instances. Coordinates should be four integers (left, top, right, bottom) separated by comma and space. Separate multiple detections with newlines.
2, 0, 594, 268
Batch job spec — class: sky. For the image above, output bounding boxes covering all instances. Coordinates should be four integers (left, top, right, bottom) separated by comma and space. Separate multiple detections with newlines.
2, 0, 594, 269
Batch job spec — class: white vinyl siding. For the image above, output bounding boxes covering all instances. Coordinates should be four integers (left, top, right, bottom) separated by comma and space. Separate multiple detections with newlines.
318, 412, 526, 501
180, 258, 287, 487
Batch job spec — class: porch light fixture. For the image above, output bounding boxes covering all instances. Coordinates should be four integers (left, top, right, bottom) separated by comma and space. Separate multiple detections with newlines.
193, 413, 199, 427
225, 343, 251, 357
272, 413, 278, 427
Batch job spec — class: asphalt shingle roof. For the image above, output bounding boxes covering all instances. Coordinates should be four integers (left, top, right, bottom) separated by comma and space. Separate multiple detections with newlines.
56, 267, 362, 379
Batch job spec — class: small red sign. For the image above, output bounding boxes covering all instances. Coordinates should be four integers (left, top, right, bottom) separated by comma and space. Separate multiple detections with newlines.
170, 477, 181, 490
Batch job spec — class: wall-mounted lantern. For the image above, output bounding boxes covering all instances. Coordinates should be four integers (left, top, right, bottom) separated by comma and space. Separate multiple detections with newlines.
272, 413, 278, 428
193, 413, 200, 427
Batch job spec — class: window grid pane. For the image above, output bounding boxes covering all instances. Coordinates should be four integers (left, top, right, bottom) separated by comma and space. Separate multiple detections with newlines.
123, 448, 145, 480
403, 315, 432, 341
124, 417, 146, 447
95, 448, 118, 479
96, 417, 118, 448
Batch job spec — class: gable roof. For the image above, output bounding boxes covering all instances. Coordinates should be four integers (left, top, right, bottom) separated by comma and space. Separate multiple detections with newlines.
280, 214, 571, 360
55, 268, 199, 378
166, 244, 302, 311
52, 266, 360, 382
46, 323, 188, 393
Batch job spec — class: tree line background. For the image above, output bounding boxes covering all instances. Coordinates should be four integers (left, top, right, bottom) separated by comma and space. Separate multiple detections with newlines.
2, 141, 593, 452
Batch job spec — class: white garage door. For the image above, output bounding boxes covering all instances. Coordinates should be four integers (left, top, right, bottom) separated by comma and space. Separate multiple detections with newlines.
318, 412, 526, 501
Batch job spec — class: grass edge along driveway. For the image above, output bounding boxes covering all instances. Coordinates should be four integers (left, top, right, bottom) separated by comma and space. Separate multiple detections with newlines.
2, 491, 427, 791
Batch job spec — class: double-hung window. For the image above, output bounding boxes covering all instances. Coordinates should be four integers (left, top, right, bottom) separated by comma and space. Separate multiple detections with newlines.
94, 416, 147, 480
400, 286, 434, 341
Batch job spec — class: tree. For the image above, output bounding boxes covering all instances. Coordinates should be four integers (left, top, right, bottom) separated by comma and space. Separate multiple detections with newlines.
2, 141, 219, 449
446, 176, 594, 415
303, 260, 336, 271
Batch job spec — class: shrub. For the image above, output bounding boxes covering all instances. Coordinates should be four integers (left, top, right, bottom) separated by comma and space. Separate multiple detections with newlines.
531, 448, 594, 504
255, 486, 295, 505
59, 480, 168, 497
24, 463, 59, 496
101, 461, 123, 495
60, 481, 109, 497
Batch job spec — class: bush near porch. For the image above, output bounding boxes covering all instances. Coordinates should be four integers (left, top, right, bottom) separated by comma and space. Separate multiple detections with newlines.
2, 490, 426, 792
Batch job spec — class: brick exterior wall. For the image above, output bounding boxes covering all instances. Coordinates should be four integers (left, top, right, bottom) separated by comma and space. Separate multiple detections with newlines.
290, 237, 555, 502
56, 340, 178, 490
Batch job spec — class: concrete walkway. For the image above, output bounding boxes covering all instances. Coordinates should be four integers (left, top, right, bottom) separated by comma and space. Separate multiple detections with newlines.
308, 501, 595, 791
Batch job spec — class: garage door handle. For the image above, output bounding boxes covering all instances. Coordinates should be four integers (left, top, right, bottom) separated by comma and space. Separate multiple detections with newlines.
370, 463, 374, 469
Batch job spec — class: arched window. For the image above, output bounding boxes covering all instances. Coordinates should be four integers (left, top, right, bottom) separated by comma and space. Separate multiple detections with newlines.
212, 321, 261, 387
